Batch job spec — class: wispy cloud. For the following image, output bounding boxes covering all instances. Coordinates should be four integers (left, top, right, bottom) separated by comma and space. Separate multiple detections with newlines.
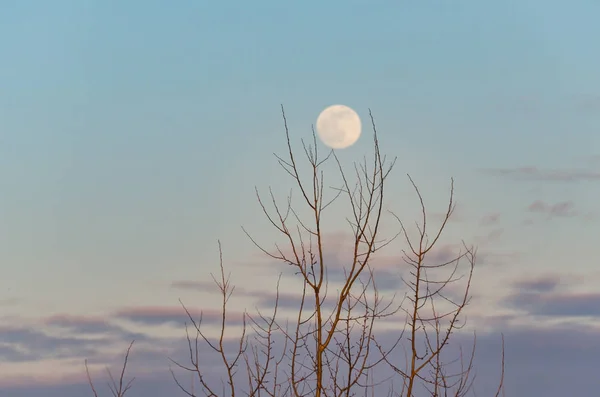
475, 249, 520, 268
505, 291, 600, 317
0, 298, 20, 307
44, 314, 123, 335
504, 274, 600, 317
574, 94, 600, 113
512, 275, 562, 293
113, 306, 245, 327
479, 212, 500, 226
170, 280, 210, 291
0, 326, 106, 363
483, 166, 600, 182
527, 200, 577, 217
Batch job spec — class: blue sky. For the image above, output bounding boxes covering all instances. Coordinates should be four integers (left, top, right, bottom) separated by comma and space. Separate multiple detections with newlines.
1, 1, 599, 396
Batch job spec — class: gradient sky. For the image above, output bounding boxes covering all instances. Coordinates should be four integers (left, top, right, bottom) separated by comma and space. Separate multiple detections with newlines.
1, 1, 599, 396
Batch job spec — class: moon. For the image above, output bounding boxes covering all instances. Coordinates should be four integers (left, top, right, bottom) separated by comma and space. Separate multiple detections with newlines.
316, 105, 362, 149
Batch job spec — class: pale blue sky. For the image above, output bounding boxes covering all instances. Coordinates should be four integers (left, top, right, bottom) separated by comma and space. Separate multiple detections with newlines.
1, 1, 599, 396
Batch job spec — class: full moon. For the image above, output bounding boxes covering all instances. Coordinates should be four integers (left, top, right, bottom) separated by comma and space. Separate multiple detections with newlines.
316, 105, 362, 149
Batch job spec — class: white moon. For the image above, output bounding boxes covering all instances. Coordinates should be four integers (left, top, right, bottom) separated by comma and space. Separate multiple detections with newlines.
316, 105, 362, 149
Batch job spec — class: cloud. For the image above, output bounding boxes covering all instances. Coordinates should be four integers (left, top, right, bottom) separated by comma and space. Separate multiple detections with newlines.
589, 154, 600, 164
430, 202, 466, 223
503, 274, 600, 317
44, 314, 123, 335
3, 307, 600, 396
474, 249, 519, 268
0, 379, 178, 397
0, 344, 38, 363
489, 322, 600, 396
512, 276, 561, 293
114, 306, 200, 326
483, 166, 600, 182
170, 280, 211, 291
16, 319, 600, 397
321, 265, 404, 291
491, 94, 600, 118
0, 298, 20, 307
574, 94, 600, 113
172, 280, 308, 311
479, 212, 500, 226
113, 306, 245, 327
527, 200, 577, 217
474, 227, 504, 245
505, 291, 600, 318
0, 326, 106, 363
525, 200, 595, 222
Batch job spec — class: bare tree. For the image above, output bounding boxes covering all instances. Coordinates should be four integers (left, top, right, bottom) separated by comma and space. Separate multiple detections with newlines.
378, 176, 506, 397
87, 106, 505, 397
86, 340, 136, 397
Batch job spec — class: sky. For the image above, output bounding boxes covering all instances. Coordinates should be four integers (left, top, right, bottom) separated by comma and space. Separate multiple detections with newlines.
1, 0, 599, 396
